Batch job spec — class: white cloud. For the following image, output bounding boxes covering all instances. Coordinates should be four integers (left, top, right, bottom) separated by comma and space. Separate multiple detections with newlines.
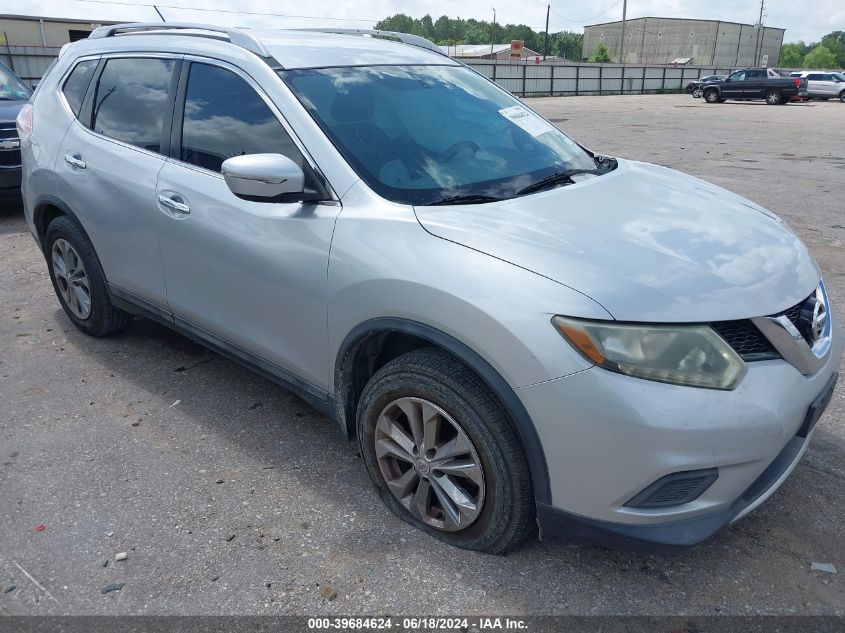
6, 0, 840, 44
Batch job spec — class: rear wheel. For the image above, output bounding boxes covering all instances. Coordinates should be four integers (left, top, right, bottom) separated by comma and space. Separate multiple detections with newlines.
356, 348, 534, 553
840, 90, 845, 103
45, 216, 131, 337
765, 90, 783, 105
703, 89, 720, 104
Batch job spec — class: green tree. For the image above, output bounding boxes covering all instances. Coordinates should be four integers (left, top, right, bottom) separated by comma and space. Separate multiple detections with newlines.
803, 45, 837, 69
820, 31, 845, 67
779, 42, 807, 67
588, 42, 613, 63
375, 13, 583, 59
552, 31, 583, 60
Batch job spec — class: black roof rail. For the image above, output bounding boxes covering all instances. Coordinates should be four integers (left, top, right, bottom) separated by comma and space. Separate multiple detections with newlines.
88, 22, 272, 59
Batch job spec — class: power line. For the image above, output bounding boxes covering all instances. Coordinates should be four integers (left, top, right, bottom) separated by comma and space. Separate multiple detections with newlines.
62, 0, 382, 23
548, 0, 624, 24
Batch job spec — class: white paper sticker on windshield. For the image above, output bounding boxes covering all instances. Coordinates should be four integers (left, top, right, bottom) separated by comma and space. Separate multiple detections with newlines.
498, 105, 558, 137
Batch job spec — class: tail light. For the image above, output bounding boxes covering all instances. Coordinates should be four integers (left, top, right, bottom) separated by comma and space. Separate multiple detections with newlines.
794, 78, 801, 88
16, 103, 33, 141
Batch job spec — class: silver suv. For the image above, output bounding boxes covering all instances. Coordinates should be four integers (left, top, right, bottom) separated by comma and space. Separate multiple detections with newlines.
19, 24, 842, 553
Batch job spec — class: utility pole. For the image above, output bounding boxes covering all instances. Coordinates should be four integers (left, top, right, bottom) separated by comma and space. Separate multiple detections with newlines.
753, 0, 765, 66
543, 4, 550, 60
490, 7, 496, 57
617, 0, 628, 63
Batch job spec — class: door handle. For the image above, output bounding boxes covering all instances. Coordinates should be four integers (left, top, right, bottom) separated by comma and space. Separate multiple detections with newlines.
158, 194, 190, 215
64, 153, 86, 169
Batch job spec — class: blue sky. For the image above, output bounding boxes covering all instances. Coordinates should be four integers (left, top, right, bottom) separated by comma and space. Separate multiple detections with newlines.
7, 0, 841, 43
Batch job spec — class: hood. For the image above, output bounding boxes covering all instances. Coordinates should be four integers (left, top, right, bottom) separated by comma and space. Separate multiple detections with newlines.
414, 159, 820, 322
0, 99, 27, 122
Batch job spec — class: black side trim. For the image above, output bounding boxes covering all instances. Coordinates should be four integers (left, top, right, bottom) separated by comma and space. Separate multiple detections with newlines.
78, 57, 105, 129
109, 284, 174, 324
797, 372, 837, 438
110, 285, 335, 419
335, 317, 552, 505
538, 434, 807, 553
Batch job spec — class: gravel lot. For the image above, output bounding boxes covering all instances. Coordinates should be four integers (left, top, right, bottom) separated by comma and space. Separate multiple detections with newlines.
1, 94, 844, 616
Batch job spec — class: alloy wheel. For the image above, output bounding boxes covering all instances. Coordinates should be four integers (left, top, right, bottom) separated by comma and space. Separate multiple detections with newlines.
51, 238, 92, 319
374, 397, 485, 532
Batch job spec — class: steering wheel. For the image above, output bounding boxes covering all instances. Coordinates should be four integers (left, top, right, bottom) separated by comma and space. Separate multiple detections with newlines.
441, 140, 480, 161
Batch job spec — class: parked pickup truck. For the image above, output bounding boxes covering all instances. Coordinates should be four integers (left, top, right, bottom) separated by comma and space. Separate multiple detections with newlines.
702, 68, 807, 105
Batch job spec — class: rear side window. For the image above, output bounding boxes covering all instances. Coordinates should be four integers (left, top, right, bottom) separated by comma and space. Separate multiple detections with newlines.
180, 62, 305, 173
92, 57, 176, 153
807, 74, 823, 81
62, 60, 97, 117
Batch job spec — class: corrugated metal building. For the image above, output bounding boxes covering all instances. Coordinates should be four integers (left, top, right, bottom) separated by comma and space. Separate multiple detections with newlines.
582, 17, 785, 67
0, 14, 118, 84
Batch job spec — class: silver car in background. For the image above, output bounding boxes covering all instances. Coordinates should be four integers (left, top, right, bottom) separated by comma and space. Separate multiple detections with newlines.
790, 70, 845, 102
18, 24, 842, 553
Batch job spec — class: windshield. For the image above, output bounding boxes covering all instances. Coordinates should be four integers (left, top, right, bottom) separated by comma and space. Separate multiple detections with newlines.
281, 65, 598, 205
0, 65, 31, 100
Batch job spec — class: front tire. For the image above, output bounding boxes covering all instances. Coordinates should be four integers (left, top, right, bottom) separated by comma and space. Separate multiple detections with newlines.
703, 89, 720, 103
45, 216, 131, 337
357, 348, 534, 553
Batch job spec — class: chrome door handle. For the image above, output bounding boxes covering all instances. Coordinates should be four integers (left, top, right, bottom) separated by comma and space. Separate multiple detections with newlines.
64, 153, 86, 169
158, 194, 190, 214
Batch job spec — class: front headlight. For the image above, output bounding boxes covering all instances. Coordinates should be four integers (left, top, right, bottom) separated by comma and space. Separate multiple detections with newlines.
552, 317, 747, 390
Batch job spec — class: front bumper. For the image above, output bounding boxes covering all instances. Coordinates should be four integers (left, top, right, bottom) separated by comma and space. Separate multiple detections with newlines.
520, 311, 842, 551
536, 423, 816, 552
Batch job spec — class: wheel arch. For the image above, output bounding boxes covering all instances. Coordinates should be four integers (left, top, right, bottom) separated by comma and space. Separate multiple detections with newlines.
334, 317, 552, 505
703, 87, 720, 101
33, 194, 88, 252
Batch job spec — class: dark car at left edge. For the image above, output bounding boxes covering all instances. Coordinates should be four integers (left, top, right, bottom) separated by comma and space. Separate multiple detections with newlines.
0, 61, 31, 204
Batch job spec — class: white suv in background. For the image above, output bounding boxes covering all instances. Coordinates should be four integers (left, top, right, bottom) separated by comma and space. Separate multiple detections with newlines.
789, 71, 845, 102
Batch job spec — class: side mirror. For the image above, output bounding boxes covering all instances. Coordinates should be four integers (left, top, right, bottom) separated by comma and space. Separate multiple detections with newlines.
724, 77, 732, 82
222, 153, 310, 203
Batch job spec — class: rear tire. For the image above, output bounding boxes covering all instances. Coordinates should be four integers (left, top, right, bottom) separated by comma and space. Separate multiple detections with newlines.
840, 90, 845, 103
703, 89, 720, 104
765, 90, 783, 105
356, 348, 534, 554
45, 216, 131, 337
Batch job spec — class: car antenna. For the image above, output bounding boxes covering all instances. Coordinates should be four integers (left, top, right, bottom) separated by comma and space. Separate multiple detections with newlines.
153, 5, 166, 22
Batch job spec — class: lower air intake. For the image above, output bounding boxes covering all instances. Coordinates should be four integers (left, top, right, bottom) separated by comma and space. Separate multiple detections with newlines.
625, 468, 719, 508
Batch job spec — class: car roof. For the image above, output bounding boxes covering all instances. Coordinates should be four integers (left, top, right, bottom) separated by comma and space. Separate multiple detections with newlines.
255, 30, 457, 69
79, 23, 458, 70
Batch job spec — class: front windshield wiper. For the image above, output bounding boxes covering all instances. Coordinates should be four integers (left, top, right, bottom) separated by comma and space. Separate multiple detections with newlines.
516, 168, 612, 196
422, 194, 504, 206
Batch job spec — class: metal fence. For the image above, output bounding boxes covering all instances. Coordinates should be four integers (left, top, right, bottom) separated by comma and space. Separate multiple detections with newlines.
3, 46, 742, 97
0, 45, 61, 86
464, 60, 737, 96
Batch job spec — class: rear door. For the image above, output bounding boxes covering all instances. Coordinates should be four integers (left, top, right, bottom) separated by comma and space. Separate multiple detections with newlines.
744, 69, 766, 98
54, 55, 180, 310
806, 73, 825, 97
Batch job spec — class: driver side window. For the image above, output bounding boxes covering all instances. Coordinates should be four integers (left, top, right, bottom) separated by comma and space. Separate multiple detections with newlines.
729, 71, 747, 81
180, 62, 307, 175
